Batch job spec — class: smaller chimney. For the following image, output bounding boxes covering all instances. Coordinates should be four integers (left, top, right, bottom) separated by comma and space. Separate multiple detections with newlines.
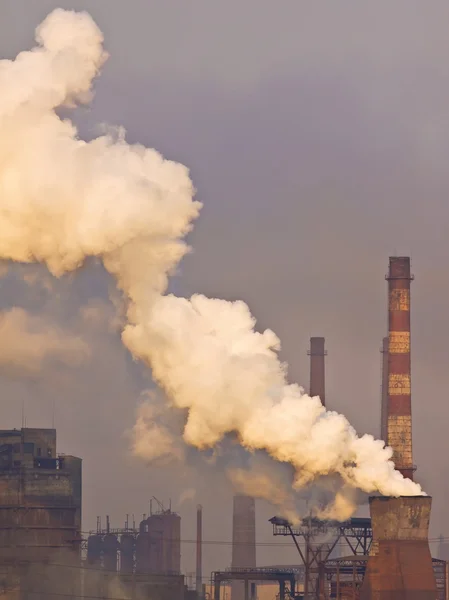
196, 505, 202, 598
231, 496, 256, 600
308, 337, 327, 405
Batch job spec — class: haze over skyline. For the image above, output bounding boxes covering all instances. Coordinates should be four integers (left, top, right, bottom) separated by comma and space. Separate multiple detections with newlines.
1, 0, 449, 575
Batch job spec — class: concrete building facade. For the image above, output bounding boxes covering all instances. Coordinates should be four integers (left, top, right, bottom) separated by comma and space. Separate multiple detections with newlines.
0, 428, 82, 600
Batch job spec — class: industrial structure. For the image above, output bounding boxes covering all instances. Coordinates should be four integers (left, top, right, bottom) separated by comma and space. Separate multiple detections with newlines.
0, 427, 82, 600
87, 502, 181, 576
85, 500, 184, 600
308, 337, 327, 405
1, 255, 447, 600
231, 495, 256, 600
196, 505, 203, 599
380, 336, 389, 442
385, 256, 415, 481
265, 256, 443, 599
360, 496, 436, 598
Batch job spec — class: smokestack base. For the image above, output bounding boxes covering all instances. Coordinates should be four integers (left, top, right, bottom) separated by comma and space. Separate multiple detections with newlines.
360, 496, 436, 599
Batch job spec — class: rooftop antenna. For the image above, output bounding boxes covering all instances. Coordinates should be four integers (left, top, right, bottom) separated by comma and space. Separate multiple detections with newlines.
52, 399, 55, 429
21, 399, 25, 429
151, 496, 164, 514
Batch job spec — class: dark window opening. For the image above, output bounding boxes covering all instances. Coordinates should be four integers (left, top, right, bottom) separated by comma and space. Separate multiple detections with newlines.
47, 448, 52, 457
37, 448, 41, 457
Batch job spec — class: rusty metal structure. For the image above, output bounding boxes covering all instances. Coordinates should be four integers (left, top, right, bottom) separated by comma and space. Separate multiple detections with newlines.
270, 516, 372, 597
386, 257, 415, 480
0, 428, 82, 600
360, 496, 437, 599
308, 337, 327, 405
231, 496, 256, 600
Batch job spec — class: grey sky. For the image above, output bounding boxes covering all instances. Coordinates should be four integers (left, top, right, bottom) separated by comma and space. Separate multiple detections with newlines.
1, 0, 449, 575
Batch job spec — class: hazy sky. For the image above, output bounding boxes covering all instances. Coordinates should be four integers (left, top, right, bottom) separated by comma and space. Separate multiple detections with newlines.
1, 0, 449, 576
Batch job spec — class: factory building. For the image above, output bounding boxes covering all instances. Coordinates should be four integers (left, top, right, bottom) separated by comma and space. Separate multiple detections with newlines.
85, 502, 185, 600
0, 428, 82, 600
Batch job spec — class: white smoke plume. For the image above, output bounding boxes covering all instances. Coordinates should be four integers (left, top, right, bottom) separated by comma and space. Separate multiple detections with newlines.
0, 9, 424, 520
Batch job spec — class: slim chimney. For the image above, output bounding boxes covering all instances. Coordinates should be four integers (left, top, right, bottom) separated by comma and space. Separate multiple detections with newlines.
386, 257, 415, 480
308, 337, 326, 405
380, 336, 389, 441
196, 505, 202, 599
231, 496, 256, 600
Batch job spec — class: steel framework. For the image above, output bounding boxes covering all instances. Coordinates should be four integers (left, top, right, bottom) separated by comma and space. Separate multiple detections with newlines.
269, 516, 372, 599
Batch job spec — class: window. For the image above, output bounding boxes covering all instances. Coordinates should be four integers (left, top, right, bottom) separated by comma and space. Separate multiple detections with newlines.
47, 448, 52, 457
37, 448, 41, 457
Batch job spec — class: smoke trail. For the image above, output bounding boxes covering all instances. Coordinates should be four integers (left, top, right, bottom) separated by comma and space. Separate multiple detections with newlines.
0, 9, 423, 520
0, 307, 89, 375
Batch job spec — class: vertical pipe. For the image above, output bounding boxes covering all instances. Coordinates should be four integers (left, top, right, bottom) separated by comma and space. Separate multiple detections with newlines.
380, 336, 389, 441
250, 583, 256, 600
308, 337, 326, 406
386, 257, 414, 480
279, 580, 285, 600
444, 561, 449, 600
196, 505, 203, 599
244, 579, 249, 600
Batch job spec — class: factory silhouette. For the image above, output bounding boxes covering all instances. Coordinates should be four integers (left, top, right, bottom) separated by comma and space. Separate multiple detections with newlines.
0, 256, 444, 600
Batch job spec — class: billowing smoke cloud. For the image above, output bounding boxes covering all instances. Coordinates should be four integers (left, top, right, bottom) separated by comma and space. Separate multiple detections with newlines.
0, 307, 89, 375
0, 9, 424, 520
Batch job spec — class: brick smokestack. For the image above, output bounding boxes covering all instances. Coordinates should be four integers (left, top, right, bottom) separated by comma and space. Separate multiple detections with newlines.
360, 496, 436, 599
308, 337, 326, 405
380, 336, 388, 442
231, 496, 256, 600
386, 257, 415, 480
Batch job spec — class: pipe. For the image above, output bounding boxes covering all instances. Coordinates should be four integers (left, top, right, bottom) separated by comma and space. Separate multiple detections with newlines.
196, 504, 202, 598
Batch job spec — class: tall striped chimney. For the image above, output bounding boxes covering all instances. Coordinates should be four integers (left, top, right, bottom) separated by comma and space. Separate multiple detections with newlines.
386, 257, 414, 480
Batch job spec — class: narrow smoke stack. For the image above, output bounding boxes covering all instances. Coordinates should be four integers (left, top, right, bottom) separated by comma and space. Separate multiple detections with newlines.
360, 496, 436, 599
231, 496, 256, 600
196, 505, 202, 599
380, 336, 389, 442
308, 337, 326, 406
386, 257, 415, 480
